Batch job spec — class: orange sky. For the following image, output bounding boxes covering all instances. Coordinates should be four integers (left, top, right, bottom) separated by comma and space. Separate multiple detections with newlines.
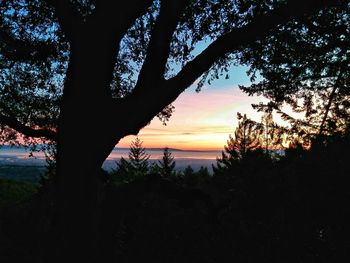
115, 60, 304, 151
117, 83, 270, 150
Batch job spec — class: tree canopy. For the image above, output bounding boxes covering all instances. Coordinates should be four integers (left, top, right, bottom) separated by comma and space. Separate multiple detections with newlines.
0, 0, 344, 150
238, 1, 350, 137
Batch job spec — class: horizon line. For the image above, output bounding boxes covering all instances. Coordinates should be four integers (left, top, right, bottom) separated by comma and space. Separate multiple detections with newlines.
112, 147, 222, 152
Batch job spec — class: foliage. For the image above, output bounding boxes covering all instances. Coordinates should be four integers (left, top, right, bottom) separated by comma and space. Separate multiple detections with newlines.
181, 165, 196, 187
0, 0, 340, 151
156, 147, 176, 177
213, 112, 278, 175
0, 178, 37, 208
259, 111, 286, 151
233, 113, 263, 154
111, 137, 150, 182
238, 1, 350, 138
128, 137, 150, 174
0, 0, 66, 146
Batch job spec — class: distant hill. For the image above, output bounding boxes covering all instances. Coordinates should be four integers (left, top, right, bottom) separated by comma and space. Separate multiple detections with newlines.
112, 147, 220, 152
112, 147, 183, 152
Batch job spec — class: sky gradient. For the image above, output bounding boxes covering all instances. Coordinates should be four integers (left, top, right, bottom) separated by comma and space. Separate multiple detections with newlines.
117, 66, 270, 150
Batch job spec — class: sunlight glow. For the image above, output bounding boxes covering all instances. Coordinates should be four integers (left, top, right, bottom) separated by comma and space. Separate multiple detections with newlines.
117, 85, 270, 150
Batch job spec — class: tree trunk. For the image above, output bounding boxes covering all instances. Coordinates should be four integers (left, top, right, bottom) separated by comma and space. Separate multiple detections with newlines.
45, 30, 122, 262
47, 107, 119, 263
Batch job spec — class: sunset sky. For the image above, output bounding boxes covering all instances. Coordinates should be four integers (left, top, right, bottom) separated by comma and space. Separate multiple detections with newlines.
117, 66, 270, 151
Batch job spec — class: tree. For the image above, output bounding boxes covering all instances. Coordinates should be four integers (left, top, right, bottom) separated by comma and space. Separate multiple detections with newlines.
234, 113, 264, 156
196, 166, 211, 185
111, 137, 149, 182
157, 147, 176, 177
214, 113, 263, 174
0, 0, 342, 261
182, 165, 197, 187
213, 113, 277, 187
128, 137, 150, 175
238, 1, 350, 139
110, 156, 132, 183
259, 110, 286, 154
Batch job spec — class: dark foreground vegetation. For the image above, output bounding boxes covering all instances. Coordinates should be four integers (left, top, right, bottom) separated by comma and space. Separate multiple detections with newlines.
0, 165, 46, 184
1, 128, 350, 262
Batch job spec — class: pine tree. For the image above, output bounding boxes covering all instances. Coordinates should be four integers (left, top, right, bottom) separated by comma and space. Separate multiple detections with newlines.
118, 157, 131, 171
212, 135, 241, 175
196, 166, 211, 185
182, 165, 197, 187
128, 137, 150, 175
234, 113, 263, 156
112, 137, 150, 179
213, 113, 263, 174
157, 147, 176, 177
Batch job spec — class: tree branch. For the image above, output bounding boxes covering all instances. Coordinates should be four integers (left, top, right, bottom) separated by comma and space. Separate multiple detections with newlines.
0, 114, 57, 141
59, 0, 154, 102
112, 0, 341, 139
318, 63, 346, 135
132, 0, 190, 95
43, 0, 82, 42
0, 34, 56, 62
0, 17, 57, 62
168, 0, 340, 92
89, 0, 153, 38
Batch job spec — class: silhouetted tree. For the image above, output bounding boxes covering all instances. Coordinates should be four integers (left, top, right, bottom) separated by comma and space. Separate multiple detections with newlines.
197, 166, 210, 178
213, 113, 262, 174
182, 165, 197, 187
183, 165, 194, 177
149, 162, 161, 175
259, 111, 286, 155
196, 166, 211, 185
180, 165, 211, 187
110, 157, 132, 183
157, 147, 176, 177
128, 137, 150, 175
0, 0, 343, 261
111, 137, 150, 182
235, 113, 263, 156
213, 113, 277, 194
239, 2, 350, 138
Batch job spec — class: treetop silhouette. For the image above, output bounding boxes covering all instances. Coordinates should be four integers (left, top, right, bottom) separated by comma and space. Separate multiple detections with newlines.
157, 147, 176, 177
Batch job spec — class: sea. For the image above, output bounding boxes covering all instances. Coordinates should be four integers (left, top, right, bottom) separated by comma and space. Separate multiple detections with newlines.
0, 146, 222, 182
104, 148, 221, 171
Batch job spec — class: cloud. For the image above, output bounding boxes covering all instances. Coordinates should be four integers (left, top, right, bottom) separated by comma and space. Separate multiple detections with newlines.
116, 84, 268, 150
